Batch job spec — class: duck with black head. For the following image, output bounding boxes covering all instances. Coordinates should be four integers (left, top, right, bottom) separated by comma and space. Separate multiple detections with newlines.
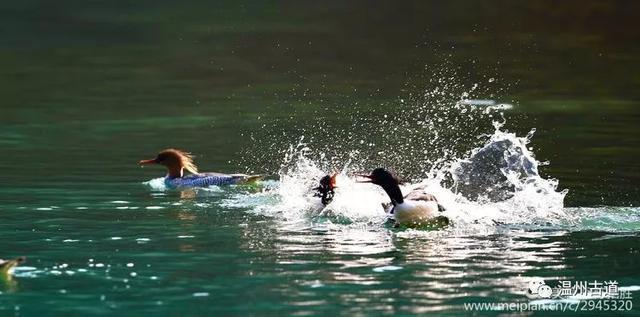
139, 149, 262, 189
358, 168, 449, 228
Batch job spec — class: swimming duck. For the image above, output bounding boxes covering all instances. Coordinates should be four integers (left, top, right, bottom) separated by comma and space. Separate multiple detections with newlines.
0, 257, 25, 277
139, 149, 261, 189
358, 168, 449, 227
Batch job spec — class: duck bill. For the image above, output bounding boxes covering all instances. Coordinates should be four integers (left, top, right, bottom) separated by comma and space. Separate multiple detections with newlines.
138, 159, 157, 165
355, 174, 373, 183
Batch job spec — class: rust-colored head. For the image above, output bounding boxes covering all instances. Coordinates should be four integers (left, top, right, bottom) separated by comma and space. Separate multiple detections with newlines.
314, 173, 338, 206
139, 149, 199, 177
318, 173, 337, 190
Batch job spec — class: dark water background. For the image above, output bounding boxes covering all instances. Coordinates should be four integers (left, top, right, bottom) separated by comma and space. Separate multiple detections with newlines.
1, 1, 639, 316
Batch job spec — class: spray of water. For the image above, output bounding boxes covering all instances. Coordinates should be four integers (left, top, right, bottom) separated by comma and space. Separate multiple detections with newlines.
257, 122, 568, 229
145, 64, 572, 231
228, 64, 569, 230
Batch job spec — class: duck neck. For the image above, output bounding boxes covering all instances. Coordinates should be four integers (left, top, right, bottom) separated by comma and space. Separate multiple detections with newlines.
167, 166, 184, 178
380, 182, 404, 205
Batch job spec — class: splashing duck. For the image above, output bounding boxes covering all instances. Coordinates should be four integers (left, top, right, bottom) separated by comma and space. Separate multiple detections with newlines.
313, 174, 337, 206
0, 256, 25, 277
358, 168, 449, 228
139, 149, 262, 189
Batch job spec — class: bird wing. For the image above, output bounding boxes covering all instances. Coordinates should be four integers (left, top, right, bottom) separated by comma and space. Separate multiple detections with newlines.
404, 186, 439, 202
403, 186, 446, 211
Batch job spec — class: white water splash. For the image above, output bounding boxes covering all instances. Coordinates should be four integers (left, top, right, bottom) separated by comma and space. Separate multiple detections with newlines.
230, 121, 568, 231
143, 177, 167, 190
140, 67, 573, 231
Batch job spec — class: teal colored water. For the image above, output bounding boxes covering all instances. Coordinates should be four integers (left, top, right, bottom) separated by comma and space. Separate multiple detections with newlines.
1, 1, 639, 316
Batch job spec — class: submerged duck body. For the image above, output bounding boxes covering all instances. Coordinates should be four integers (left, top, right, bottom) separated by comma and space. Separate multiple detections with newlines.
359, 168, 449, 228
140, 149, 261, 189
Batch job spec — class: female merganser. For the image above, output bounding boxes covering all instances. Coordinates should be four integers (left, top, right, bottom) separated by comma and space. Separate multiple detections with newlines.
313, 174, 337, 206
358, 168, 449, 228
0, 256, 25, 277
139, 149, 261, 189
